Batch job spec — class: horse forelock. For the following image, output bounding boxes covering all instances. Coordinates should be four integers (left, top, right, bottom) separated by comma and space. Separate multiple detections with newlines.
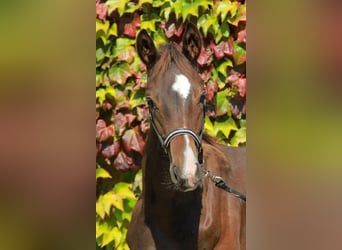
148, 43, 201, 84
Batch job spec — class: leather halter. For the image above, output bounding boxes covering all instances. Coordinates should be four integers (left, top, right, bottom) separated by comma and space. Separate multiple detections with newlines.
147, 94, 206, 165
146, 94, 247, 202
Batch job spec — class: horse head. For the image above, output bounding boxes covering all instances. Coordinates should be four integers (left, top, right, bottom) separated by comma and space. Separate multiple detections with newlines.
136, 23, 206, 192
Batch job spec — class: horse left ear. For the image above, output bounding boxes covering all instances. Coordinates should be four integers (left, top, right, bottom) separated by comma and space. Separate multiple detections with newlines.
182, 23, 202, 63
136, 30, 157, 69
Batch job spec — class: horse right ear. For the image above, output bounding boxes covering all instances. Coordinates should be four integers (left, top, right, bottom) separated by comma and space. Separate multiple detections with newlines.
136, 30, 157, 69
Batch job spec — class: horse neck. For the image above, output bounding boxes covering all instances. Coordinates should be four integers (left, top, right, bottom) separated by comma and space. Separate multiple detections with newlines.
141, 129, 203, 247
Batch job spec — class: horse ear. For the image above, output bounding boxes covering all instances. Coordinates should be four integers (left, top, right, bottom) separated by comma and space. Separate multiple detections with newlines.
182, 23, 202, 63
136, 30, 157, 69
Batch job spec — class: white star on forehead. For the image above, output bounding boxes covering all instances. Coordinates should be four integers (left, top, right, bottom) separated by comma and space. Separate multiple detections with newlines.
172, 74, 191, 99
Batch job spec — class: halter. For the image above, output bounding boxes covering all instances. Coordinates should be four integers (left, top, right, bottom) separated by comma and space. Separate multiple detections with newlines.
147, 94, 206, 165
146, 94, 247, 202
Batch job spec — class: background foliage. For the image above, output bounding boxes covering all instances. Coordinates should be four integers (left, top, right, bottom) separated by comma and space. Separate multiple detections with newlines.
96, 0, 246, 249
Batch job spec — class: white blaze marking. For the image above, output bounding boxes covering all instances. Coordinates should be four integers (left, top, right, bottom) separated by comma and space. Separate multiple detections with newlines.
183, 135, 197, 182
172, 74, 191, 99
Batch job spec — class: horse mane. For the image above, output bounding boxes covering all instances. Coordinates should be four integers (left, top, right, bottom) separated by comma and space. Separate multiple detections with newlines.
149, 43, 201, 82
203, 133, 217, 146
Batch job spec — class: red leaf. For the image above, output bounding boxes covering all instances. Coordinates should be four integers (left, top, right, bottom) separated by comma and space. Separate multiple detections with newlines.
96, 119, 106, 130
224, 37, 234, 56
206, 81, 218, 102
121, 128, 145, 155
237, 28, 246, 44
96, 2, 108, 21
174, 23, 184, 37
199, 69, 212, 83
161, 22, 184, 39
227, 70, 240, 83
113, 151, 132, 171
96, 121, 114, 142
227, 70, 246, 97
114, 113, 127, 136
210, 41, 225, 60
136, 106, 149, 121
113, 151, 140, 171
102, 141, 120, 158
231, 104, 240, 118
125, 113, 136, 126
206, 109, 216, 118
96, 119, 114, 142
164, 23, 176, 38
197, 47, 213, 67
235, 78, 246, 97
123, 14, 141, 38
140, 121, 150, 133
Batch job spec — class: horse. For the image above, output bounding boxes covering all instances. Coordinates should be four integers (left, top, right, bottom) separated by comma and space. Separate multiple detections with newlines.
127, 23, 246, 250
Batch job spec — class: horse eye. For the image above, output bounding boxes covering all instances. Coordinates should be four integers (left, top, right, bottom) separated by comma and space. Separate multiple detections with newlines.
146, 97, 156, 110
200, 92, 207, 104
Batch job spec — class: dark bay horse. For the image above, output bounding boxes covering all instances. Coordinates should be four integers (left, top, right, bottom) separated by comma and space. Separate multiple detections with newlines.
127, 23, 246, 250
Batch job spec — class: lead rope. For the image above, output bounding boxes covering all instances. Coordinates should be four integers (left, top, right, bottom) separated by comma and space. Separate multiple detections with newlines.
201, 167, 246, 202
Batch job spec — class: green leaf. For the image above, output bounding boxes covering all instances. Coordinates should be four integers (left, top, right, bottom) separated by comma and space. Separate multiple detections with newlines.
140, 13, 161, 32
102, 192, 116, 215
220, 22, 230, 38
214, 117, 238, 138
129, 89, 146, 108
217, 58, 233, 78
230, 126, 246, 146
101, 226, 119, 246
204, 116, 216, 137
96, 19, 109, 34
113, 38, 135, 59
153, 0, 170, 8
96, 219, 110, 239
114, 183, 136, 199
96, 47, 105, 64
96, 71, 104, 87
198, 13, 219, 37
215, 29, 223, 44
227, 2, 245, 26
215, 1, 233, 21
111, 194, 124, 211
153, 28, 168, 47
181, 2, 199, 20
216, 90, 231, 116
230, 1, 239, 17
233, 42, 246, 65
96, 200, 106, 219
96, 168, 112, 179
108, 23, 117, 37
126, 2, 140, 13
96, 20, 109, 43
106, 85, 116, 98
161, 5, 172, 21
108, 62, 132, 85
105, 0, 126, 16
140, 0, 153, 4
